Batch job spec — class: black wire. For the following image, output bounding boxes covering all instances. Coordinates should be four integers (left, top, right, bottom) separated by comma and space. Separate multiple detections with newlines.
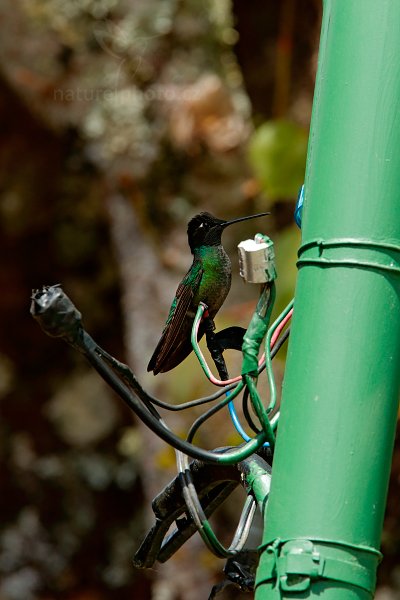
241, 326, 291, 433
170, 323, 290, 412
186, 325, 233, 444
147, 324, 291, 413
81, 332, 258, 464
242, 326, 290, 433
97, 323, 290, 416
151, 384, 237, 411
85, 343, 160, 419
188, 325, 292, 443
242, 387, 262, 434
257, 325, 291, 375
30, 284, 275, 463
186, 388, 238, 443
96, 343, 238, 411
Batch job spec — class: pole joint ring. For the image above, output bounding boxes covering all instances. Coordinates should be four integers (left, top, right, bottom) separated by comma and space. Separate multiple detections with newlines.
297, 237, 400, 275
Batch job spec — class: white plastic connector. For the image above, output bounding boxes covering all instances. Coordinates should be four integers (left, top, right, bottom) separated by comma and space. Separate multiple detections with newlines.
238, 235, 276, 283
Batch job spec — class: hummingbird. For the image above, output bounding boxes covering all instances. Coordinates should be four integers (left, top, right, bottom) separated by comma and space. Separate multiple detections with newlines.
147, 211, 269, 374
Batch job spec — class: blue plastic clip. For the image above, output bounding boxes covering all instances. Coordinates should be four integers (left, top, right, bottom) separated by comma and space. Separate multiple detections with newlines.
294, 185, 304, 228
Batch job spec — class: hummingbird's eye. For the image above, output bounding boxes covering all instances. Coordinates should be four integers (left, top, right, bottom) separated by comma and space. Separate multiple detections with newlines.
198, 223, 204, 228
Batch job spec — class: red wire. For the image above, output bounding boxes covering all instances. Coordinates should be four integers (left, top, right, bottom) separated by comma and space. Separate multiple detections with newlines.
195, 307, 293, 387
271, 308, 293, 347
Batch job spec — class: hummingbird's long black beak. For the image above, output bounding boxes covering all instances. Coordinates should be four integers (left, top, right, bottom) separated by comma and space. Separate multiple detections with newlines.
220, 212, 270, 230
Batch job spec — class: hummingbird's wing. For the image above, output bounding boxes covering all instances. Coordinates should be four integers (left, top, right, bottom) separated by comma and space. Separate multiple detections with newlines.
147, 261, 204, 374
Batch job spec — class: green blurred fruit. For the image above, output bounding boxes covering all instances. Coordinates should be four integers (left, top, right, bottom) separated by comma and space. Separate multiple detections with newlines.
248, 119, 308, 201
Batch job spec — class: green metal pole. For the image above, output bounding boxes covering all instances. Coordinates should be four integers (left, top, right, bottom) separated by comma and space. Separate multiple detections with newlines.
256, 1, 400, 598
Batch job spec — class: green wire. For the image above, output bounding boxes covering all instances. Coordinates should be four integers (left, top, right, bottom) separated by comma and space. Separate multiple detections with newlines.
244, 374, 275, 448
190, 286, 285, 451
177, 450, 259, 558
217, 432, 267, 464
264, 297, 294, 414
191, 302, 214, 380
239, 283, 277, 446
84, 333, 266, 465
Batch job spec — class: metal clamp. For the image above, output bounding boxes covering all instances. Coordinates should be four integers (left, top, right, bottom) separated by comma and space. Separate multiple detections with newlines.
259, 538, 381, 594
278, 540, 325, 592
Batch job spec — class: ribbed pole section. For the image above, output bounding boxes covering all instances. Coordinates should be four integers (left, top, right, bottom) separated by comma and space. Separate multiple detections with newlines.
256, 1, 400, 598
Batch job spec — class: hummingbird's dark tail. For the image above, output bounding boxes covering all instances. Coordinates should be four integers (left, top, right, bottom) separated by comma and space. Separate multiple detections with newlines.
147, 323, 204, 374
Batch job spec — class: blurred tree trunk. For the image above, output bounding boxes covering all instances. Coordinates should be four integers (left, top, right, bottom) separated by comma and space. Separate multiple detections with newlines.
0, 1, 258, 598
0, 71, 151, 600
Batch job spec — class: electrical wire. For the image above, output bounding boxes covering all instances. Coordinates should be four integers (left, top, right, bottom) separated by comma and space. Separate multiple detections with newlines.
228, 397, 254, 442
176, 449, 257, 558
258, 324, 291, 376
229, 303, 292, 442
32, 283, 287, 560
237, 283, 277, 449
191, 303, 266, 387
186, 382, 244, 444
242, 387, 261, 435
242, 325, 290, 434
186, 298, 293, 445
186, 329, 290, 445
244, 373, 275, 448
253, 303, 293, 368
82, 333, 268, 464
96, 343, 239, 412
176, 412, 280, 557
264, 299, 294, 415
191, 302, 256, 441
30, 283, 282, 465
190, 285, 276, 444
228, 494, 256, 551
98, 300, 292, 424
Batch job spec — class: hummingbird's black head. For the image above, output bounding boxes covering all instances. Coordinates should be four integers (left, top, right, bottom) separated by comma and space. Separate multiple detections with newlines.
187, 212, 226, 253
187, 211, 270, 253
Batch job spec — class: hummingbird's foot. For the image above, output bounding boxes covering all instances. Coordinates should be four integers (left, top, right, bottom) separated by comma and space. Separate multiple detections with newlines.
203, 313, 229, 381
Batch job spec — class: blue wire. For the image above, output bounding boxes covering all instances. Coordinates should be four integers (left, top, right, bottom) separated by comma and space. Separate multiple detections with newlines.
227, 394, 270, 447
227, 193, 302, 445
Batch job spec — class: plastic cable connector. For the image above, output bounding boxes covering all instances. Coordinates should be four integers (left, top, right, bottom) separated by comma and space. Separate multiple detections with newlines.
238, 235, 276, 283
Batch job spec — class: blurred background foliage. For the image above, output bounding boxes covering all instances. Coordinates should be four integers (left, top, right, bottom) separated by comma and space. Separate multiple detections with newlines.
0, 1, 398, 599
